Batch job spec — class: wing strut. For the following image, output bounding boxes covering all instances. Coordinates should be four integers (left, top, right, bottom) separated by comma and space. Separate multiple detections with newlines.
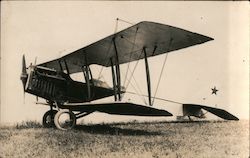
143, 47, 152, 106
82, 53, 92, 101
82, 66, 91, 101
113, 37, 121, 101
58, 60, 63, 71
110, 58, 117, 101
63, 59, 70, 74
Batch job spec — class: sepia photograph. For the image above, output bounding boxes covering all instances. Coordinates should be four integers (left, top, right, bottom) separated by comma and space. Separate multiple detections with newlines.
0, 1, 249, 157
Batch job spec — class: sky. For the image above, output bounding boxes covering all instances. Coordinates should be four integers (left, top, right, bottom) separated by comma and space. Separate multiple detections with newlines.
1, 1, 249, 124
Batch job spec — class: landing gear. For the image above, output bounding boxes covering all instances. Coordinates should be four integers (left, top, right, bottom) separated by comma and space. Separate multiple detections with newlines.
54, 109, 76, 130
42, 110, 58, 128
188, 116, 193, 121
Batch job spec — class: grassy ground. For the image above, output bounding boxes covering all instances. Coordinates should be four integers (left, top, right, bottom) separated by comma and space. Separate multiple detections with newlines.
0, 120, 249, 158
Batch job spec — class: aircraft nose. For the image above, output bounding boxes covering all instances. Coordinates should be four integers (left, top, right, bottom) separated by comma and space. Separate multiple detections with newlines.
20, 54, 28, 91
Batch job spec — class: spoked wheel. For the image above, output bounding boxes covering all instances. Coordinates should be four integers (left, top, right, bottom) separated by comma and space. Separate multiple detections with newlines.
54, 109, 76, 130
42, 110, 58, 128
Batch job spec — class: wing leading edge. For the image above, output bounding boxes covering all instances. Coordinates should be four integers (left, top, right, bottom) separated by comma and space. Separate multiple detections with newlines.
39, 21, 213, 74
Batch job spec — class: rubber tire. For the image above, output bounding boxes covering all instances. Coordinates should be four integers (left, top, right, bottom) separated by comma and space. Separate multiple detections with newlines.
42, 110, 58, 128
54, 109, 76, 130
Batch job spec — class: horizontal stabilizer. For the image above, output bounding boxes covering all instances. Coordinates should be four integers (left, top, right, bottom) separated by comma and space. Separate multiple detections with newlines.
61, 102, 172, 117
183, 104, 239, 120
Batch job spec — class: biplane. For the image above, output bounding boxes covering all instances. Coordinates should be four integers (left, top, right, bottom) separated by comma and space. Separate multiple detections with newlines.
20, 21, 239, 130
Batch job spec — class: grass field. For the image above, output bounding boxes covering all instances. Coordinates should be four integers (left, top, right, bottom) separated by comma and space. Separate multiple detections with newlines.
0, 120, 249, 158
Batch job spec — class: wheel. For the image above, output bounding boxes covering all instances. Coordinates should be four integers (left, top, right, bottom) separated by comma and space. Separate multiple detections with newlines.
42, 110, 58, 128
54, 109, 76, 130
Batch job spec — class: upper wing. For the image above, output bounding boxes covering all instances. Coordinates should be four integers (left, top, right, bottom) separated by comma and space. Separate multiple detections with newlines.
39, 21, 213, 74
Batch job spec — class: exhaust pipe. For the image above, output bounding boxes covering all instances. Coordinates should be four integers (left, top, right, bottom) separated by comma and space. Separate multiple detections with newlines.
20, 54, 28, 91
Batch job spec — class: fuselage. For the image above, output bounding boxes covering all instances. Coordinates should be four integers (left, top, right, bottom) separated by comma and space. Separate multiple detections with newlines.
24, 66, 114, 103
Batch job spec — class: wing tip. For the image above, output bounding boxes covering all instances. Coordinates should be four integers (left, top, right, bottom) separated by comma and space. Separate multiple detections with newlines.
206, 36, 214, 42
207, 36, 214, 41
139, 21, 214, 43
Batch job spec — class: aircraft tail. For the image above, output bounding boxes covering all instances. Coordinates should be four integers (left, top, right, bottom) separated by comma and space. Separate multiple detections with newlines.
183, 104, 239, 120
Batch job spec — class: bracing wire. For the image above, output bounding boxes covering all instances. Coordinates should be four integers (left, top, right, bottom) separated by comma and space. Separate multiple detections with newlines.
118, 65, 147, 105
124, 49, 143, 90
97, 42, 113, 80
126, 91, 183, 105
152, 38, 173, 105
152, 53, 169, 105
119, 64, 147, 104
124, 75, 148, 105
113, 18, 137, 87
116, 18, 134, 25
123, 28, 138, 87
97, 18, 134, 82
121, 50, 149, 104
129, 68, 147, 102
97, 18, 119, 80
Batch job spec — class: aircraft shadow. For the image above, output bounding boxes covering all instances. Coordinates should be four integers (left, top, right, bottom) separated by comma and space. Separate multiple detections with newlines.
168, 120, 228, 124
73, 120, 228, 135
74, 124, 162, 136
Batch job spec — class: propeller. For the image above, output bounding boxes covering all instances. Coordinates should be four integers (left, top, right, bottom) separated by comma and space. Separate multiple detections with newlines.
20, 54, 28, 91
34, 56, 37, 65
